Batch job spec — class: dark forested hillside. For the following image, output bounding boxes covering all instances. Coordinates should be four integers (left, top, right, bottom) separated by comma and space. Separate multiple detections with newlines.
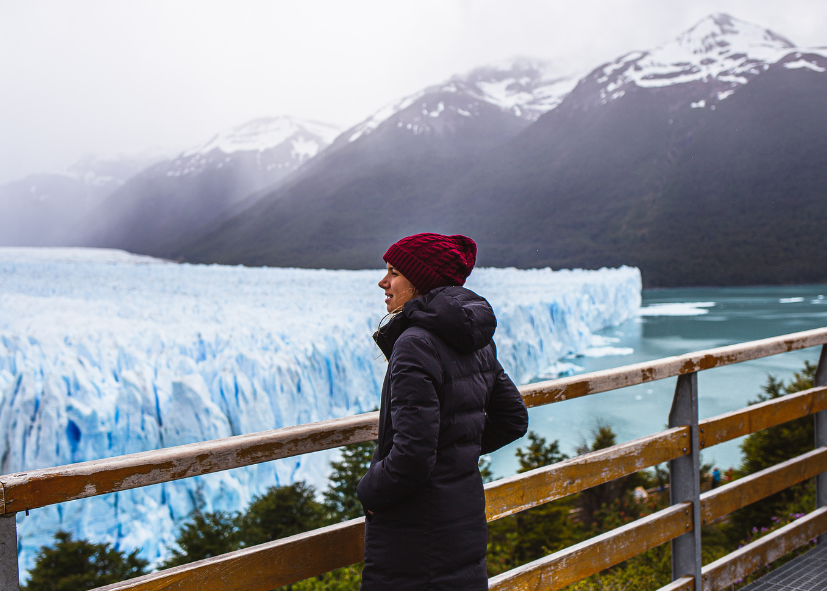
441, 55, 827, 286
643, 61, 827, 286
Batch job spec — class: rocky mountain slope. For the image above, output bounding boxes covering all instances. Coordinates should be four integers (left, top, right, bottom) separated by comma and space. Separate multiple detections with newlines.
181, 14, 827, 286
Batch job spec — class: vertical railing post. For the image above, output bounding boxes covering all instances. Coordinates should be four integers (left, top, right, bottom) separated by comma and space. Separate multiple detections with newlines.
669, 372, 702, 589
0, 513, 19, 590
815, 344, 827, 544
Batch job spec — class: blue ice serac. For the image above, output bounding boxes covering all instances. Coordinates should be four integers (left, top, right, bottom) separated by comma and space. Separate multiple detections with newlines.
0, 248, 641, 574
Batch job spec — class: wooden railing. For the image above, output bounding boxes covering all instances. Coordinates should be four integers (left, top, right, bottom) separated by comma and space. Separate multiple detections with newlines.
1, 327, 826, 591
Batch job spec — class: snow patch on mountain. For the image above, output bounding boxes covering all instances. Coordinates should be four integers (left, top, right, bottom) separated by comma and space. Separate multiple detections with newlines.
0, 249, 640, 577
185, 116, 341, 157
348, 93, 426, 142
164, 116, 342, 178
465, 58, 581, 115
784, 58, 826, 72
589, 13, 827, 107
347, 58, 581, 143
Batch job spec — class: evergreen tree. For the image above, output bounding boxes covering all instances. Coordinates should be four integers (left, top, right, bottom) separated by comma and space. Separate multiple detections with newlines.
515, 432, 567, 472
287, 441, 377, 591
290, 564, 364, 591
577, 425, 622, 527
161, 511, 240, 568
487, 432, 576, 576
25, 531, 147, 591
238, 482, 327, 546
577, 424, 648, 530
323, 441, 375, 521
478, 455, 494, 483
728, 362, 816, 542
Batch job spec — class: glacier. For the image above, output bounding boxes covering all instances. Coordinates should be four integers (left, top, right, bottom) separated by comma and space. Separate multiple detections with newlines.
0, 248, 641, 577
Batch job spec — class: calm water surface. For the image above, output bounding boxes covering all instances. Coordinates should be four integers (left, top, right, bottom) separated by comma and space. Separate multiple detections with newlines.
489, 284, 827, 478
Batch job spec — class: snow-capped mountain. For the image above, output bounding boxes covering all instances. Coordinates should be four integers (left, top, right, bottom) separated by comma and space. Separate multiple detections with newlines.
181, 14, 827, 288
181, 59, 580, 268
171, 116, 340, 177
0, 153, 165, 246
430, 12, 827, 286
342, 58, 579, 144
84, 116, 342, 257
583, 13, 826, 108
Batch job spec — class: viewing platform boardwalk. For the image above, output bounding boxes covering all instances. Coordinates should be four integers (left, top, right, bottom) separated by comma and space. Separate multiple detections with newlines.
1, 327, 827, 590
741, 542, 827, 590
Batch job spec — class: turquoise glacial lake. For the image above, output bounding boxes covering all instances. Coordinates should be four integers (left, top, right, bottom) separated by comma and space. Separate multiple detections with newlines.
488, 284, 827, 479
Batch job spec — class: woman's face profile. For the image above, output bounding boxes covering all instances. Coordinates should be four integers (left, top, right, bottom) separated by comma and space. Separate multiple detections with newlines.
378, 263, 417, 313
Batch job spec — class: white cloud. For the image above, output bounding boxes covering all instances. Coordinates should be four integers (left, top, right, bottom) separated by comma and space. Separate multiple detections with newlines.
1, 0, 825, 183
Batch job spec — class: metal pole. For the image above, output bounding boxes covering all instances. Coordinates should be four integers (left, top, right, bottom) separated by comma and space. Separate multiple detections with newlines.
815, 345, 827, 544
669, 372, 702, 588
0, 513, 19, 590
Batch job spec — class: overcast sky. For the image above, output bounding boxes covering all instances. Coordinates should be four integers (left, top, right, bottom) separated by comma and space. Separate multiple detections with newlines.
1, 0, 825, 183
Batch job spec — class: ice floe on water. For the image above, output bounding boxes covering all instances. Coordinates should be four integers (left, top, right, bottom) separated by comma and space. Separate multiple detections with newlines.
573, 334, 635, 358
534, 361, 585, 380
579, 345, 636, 357
0, 248, 641, 575
638, 301, 715, 316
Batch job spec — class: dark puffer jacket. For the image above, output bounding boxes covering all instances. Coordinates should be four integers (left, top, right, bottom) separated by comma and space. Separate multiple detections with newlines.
357, 286, 529, 590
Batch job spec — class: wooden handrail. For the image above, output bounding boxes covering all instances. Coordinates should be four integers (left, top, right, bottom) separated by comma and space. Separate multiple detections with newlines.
99, 505, 691, 591
2, 329, 824, 591
701, 447, 827, 525
485, 426, 689, 521
94, 518, 366, 591
520, 327, 827, 407
4, 328, 826, 514
88, 426, 690, 590
699, 386, 827, 449
657, 577, 694, 591
101, 441, 827, 591
0, 412, 379, 514
700, 506, 827, 591
487, 502, 692, 591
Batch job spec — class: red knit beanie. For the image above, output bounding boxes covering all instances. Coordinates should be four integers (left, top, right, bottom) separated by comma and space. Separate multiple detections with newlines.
383, 233, 477, 294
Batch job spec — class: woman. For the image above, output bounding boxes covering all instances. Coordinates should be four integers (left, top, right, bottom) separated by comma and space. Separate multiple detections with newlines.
357, 233, 529, 590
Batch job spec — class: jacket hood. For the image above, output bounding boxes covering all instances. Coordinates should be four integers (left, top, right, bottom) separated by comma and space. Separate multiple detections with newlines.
374, 286, 496, 358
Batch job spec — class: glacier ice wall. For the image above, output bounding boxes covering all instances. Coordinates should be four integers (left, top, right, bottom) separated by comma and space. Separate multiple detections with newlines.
0, 248, 641, 576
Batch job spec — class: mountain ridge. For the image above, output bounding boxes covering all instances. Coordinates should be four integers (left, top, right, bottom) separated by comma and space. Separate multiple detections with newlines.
80, 115, 342, 257
0, 153, 165, 246
180, 58, 582, 268
179, 13, 827, 287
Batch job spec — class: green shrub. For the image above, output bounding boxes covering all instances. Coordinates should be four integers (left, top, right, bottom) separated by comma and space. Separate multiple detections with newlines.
24, 530, 147, 591
238, 482, 328, 547
323, 441, 375, 522
161, 511, 240, 568
727, 362, 816, 543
